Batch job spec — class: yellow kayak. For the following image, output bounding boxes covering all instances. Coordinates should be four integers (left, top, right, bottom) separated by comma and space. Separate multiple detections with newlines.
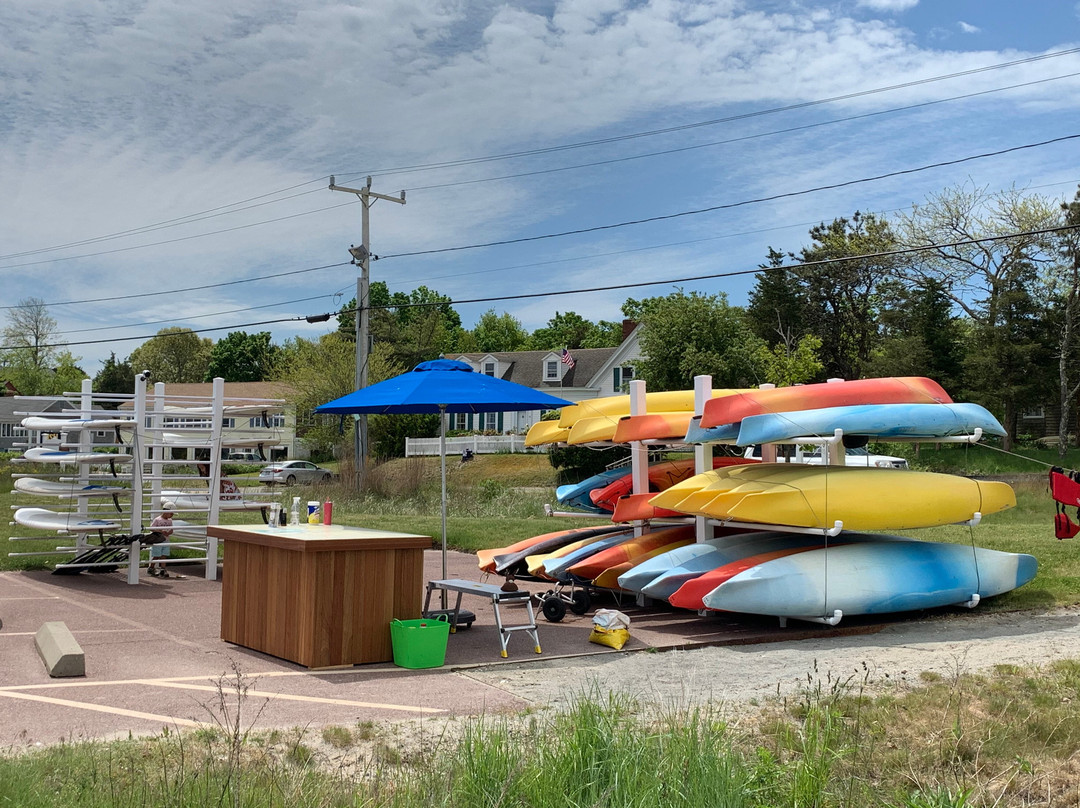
651, 464, 1015, 531
524, 420, 571, 447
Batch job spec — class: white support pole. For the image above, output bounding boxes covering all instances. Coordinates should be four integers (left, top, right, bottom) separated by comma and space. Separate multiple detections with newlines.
129, 373, 149, 584
206, 377, 225, 580
629, 379, 648, 538
693, 375, 713, 544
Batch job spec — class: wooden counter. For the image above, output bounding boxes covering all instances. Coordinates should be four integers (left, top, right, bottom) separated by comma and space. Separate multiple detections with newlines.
210, 523, 432, 668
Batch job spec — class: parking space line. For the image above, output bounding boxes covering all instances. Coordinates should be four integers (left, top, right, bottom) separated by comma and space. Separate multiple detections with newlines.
0, 689, 202, 727
139, 680, 446, 714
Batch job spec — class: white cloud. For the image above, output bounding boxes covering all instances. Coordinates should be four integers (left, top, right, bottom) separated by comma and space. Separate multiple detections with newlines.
855, 0, 918, 12
958, 20, 980, 34
1, 0, 1077, 369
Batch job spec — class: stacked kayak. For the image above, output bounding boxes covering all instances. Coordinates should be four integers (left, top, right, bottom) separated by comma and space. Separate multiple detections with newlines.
648, 463, 1015, 531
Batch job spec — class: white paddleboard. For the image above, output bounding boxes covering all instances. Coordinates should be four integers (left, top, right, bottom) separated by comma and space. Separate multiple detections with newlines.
158, 432, 273, 448
160, 491, 275, 512
15, 507, 123, 532
21, 416, 136, 431
14, 478, 133, 498
23, 447, 133, 464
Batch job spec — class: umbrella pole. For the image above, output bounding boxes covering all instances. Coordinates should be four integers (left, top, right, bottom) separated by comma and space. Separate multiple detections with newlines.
440, 404, 448, 608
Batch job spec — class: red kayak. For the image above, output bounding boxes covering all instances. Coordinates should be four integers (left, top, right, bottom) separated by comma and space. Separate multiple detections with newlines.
700, 377, 952, 429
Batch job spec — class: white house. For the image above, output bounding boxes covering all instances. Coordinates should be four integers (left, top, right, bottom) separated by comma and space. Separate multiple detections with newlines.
450, 322, 641, 435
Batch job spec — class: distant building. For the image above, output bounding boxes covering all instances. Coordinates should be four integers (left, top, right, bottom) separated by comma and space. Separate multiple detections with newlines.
450, 322, 641, 435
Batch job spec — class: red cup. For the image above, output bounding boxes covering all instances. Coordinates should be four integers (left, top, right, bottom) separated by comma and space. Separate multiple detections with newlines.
323, 500, 333, 525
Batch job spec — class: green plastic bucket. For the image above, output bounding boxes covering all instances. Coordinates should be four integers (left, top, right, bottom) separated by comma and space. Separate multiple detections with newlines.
390, 615, 451, 669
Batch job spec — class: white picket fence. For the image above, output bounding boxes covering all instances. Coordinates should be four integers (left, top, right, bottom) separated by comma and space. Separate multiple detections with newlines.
405, 434, 544, 456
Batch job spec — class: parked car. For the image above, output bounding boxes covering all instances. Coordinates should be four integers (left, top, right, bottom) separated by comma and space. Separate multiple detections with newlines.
259, 460, 333, 486
225, 450, 263, 462
743, 445, 908, 469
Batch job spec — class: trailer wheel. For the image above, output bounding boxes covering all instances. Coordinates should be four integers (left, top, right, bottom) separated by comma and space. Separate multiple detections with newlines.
569, 589, 592, 615
541, 596, 567, 622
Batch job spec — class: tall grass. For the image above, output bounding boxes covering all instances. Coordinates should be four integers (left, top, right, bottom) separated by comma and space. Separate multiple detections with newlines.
9, 660, 1080, 807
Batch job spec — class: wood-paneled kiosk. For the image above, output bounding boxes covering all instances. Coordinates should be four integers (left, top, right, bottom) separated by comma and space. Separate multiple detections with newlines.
210, 524, 432, 668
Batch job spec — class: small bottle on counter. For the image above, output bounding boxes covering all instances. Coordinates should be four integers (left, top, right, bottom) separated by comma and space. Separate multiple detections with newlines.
290, 496, 301, 526
323, 501, 333, 525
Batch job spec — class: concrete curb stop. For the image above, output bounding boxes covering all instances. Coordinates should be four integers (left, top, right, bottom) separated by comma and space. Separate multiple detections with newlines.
35, 621, 85, 677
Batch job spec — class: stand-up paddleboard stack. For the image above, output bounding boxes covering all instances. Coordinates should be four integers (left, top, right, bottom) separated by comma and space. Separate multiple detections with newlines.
492, 376, 1038, 626
8, 379, 286, 583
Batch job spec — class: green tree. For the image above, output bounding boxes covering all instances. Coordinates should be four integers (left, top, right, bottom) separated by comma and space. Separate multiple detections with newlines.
528, 311, 600, 351
865, 279, 966, 394
92, 353, 135, 407
1, 298, 86, 395
127, 327, 212, 383
632, 290, 767, 391
205, 331, 278, 382
1051, 186, 1080, 455
896, 184, 1060, 447
471, 309, 530, 352
746, 248, 807, 351
754, 334, 824, 387
796, 212, 895, 381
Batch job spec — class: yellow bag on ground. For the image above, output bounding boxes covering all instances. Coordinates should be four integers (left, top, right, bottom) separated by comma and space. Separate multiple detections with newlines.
589, 609, 631, 650
589, 625, 630, 650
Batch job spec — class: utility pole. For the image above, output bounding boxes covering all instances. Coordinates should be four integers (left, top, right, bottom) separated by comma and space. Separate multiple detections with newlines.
329, 175, 405, 484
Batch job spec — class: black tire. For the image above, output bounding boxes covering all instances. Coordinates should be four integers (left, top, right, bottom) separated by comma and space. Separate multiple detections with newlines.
569, 589, 591, 615
322, 473, 331, 482
286, 474, 296, 485
541, 596, 567, 623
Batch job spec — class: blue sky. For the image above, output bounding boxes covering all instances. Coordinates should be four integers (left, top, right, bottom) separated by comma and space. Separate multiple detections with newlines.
1, 0, 1079, 372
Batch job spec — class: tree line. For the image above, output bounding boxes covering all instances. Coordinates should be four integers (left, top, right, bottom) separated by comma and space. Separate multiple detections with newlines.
4, 181, 1079, 457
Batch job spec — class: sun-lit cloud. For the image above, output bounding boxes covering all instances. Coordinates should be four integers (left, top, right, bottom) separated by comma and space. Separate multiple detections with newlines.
855, 0, 918, 12
0, 0, 1076, 367
958, 21, 981, 34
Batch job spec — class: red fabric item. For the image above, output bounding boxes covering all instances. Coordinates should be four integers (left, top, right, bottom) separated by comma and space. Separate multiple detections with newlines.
1050, 469, 1080, 506
1055, 511, 1080, 540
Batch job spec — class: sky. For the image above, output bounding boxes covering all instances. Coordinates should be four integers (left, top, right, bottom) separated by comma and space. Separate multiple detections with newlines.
2, 0, 1079, 375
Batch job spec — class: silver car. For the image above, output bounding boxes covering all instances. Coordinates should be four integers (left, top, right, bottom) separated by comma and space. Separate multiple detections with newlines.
259, 460, 333, 486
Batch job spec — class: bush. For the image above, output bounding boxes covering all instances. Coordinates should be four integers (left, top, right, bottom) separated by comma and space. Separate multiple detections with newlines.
548, 444, 629, 480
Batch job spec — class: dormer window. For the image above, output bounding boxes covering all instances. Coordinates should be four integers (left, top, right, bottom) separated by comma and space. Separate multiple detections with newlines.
545, 358, 560, 381
484, 361, 496, 377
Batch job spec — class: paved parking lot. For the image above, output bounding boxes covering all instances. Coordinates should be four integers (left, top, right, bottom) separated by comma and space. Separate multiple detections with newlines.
0, 549, 881, 746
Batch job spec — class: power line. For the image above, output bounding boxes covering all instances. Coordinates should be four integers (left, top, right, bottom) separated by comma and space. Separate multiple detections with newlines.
5, 48, 1078, 265
378, 134, 1080, 260
7, 222, 1075, 352
334, 47, 1080, 182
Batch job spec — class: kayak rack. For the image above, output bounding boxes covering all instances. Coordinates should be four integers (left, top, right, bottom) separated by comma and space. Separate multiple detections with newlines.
706, 518, 845, 538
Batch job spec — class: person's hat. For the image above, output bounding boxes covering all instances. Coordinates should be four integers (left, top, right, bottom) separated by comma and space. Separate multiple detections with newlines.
161, 501, 176, 512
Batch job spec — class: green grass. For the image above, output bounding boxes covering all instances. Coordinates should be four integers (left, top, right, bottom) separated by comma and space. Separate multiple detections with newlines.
7, 665, 1080, 807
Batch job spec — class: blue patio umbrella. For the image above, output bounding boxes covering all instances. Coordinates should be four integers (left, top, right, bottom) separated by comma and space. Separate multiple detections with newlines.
316, 359, 572, 584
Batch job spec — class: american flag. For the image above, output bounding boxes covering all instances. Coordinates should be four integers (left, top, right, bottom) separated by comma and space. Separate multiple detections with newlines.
561, 348, 575, 368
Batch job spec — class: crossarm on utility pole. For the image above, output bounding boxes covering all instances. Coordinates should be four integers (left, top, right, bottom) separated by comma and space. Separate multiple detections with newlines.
328, 176, 406, 486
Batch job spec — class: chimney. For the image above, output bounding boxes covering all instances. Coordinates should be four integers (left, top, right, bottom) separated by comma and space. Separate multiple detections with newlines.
621, 319, 637, 342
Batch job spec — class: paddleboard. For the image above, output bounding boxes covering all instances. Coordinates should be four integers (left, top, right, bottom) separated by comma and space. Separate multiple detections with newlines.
14, 478, 133, 498
14, 507, 123, 533
158, 432, 273, 449
651, 464, 1015, 530
21, 416, 136, 432
735, 402, 1006, 446
699, 539, 1038, 618
23, 447, 133, 464
700, 377, 952, 429
159, 491, 275, 512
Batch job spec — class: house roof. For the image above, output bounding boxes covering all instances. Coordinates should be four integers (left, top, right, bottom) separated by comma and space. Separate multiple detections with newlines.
455, 348, 619, 390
